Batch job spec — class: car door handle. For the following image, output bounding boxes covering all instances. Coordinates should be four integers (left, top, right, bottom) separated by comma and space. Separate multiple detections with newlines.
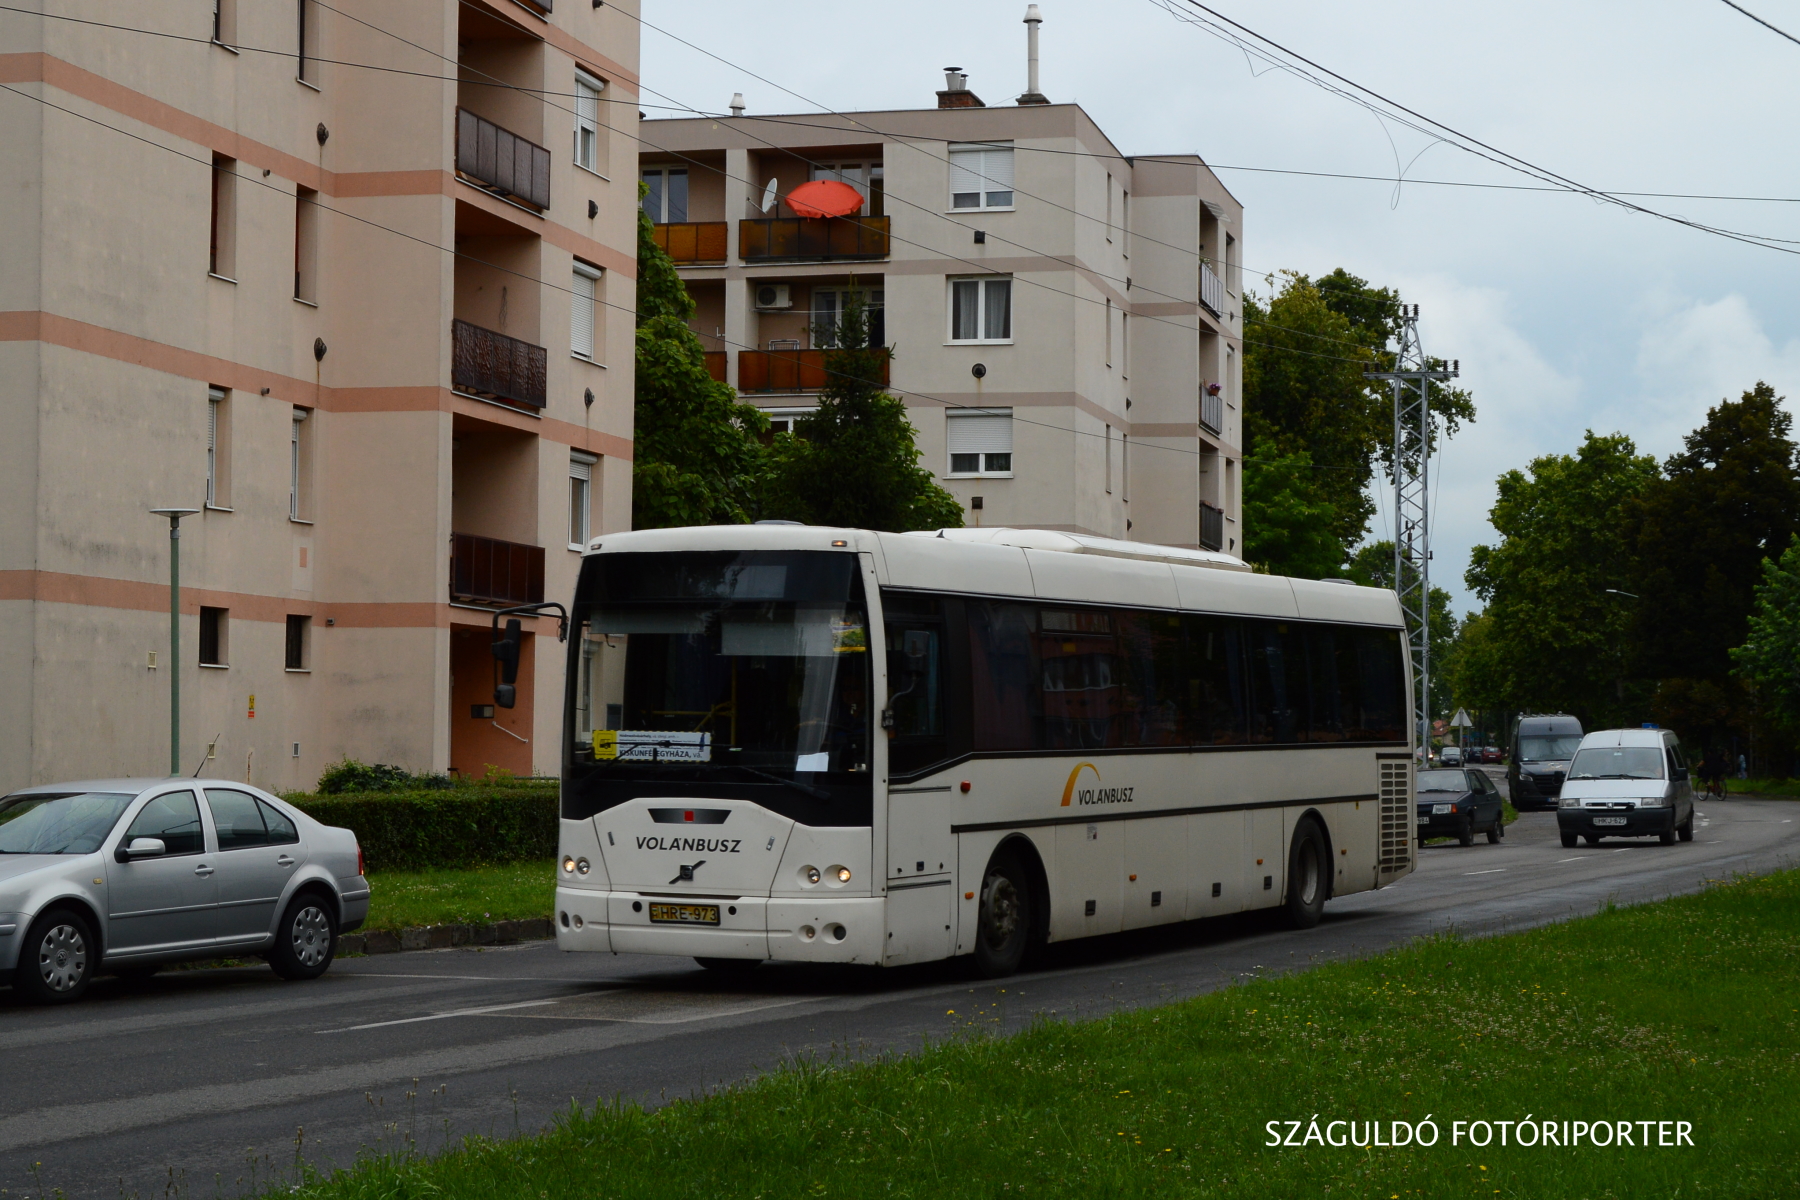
277, 855, 295, 868
193, 864, 215, 877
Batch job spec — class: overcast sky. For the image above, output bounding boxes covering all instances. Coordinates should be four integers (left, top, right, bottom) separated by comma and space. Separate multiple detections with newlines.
639, 0, 1800, 612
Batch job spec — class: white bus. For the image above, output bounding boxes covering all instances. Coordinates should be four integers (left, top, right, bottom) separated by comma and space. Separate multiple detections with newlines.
550, 524, 1416, 977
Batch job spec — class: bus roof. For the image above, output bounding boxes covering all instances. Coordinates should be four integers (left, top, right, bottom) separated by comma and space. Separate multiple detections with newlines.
583, 525, 1404, 627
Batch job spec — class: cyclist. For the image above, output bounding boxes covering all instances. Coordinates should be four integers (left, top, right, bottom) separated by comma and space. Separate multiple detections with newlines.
1698, 748, 1728, 799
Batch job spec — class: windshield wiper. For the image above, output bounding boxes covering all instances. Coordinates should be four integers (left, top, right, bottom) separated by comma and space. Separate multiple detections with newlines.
715, 764, 831, 802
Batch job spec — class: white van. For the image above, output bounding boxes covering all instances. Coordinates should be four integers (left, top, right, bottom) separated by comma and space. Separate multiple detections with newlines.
1555, 727, 1696, 848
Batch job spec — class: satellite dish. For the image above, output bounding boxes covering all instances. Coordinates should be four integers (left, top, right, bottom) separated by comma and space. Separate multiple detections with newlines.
759, 179, 779, 213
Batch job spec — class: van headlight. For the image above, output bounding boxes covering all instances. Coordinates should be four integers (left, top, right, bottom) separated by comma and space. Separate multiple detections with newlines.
1559, 797, 1580, 808
1637, 796, 1668, 808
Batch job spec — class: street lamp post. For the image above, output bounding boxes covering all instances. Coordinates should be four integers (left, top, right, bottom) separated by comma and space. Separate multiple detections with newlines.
150, 507, 201, 775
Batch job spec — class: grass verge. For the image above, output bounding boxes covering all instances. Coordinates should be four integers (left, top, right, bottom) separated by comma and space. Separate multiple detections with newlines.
360, 861, 554, 933
290, 868, 1800, 1199
1726, 777, 1800, 798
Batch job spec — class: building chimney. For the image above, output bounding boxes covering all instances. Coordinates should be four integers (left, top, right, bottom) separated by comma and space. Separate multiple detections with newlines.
1017, 5, 1050, 105
729, 92, 746, 117
937, 66, 986, 109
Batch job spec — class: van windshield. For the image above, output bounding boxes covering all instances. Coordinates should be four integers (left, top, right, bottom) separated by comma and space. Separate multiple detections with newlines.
1519, 734, 1582, 761
1568, 746, 1664, 781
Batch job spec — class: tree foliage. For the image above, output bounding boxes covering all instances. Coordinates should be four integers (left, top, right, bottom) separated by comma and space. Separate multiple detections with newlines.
1241, 451, 1343, 579
632, 205, 767, 528
1731, 535, 1800, 734
1346, 541, 1458, 716
1458, 432, 1661, 726
759, 297, 963, 532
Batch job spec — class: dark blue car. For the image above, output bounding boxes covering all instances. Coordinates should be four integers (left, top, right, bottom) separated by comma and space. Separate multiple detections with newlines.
1416, 768, 1506, 847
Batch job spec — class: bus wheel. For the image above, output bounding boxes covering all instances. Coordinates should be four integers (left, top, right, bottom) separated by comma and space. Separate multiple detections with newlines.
1283, 820, 1327, 929
972, 849, 1033, 978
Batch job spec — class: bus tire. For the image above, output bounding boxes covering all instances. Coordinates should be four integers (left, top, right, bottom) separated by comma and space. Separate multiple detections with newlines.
1283, 819, 1328, 929
971, 848, 1033, 978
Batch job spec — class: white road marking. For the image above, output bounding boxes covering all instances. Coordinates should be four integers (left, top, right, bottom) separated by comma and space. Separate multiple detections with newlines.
319, 998, 566, 1033
1463, 869, 1505, 875
1557, 857, 1590, 863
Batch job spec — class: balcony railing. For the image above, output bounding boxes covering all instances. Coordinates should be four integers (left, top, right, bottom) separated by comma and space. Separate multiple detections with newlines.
738, 348, 889, 394
703, 351, 728, 382
455, 108, 551, 210
1200, 261, 1225, 317
452, 318, 547, 410
450, 533, 545, 607
1200, 501, 1225, 553
1201, 390, 1224, 435
654, 222, 729, 265
739, 215, 890, 262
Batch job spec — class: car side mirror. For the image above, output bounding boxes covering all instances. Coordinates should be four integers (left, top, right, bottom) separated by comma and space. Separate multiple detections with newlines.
115, 836, 166, 863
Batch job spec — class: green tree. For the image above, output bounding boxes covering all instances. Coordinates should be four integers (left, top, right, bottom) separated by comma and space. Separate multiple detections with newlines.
1732, 535, 1800, 733
1242, 451, 1343, 578
1462, 431, 1661, 725
1628, 382, 1800, 684
1345, 540, 1458, 716
632, 204, 767, 528
760, 297, 963, 532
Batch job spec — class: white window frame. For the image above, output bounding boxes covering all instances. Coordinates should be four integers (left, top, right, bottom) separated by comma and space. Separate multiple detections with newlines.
574, 71, 604, 175
568, 452, 596, 549
946, 408, 1014, 479
206, 388, 224, 508
947, 142, 1015, 211
947, 276, 1013, 345
763, 406, 816, 437
641, 166, 688, 223
571, 261, 601, 361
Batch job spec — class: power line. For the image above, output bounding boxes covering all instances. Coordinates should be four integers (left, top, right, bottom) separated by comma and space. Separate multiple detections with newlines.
1717, 0, 1800, 47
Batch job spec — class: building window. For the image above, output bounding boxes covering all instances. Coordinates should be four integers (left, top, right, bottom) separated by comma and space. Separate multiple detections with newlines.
1105, 298, 1113, 367
294, 186, 319, 302
571, 261, 600, 359
948, 142, 1014, 210
209, 155, 236, 278
1105, 172, 1113, 242
950, 277, 1012, 343
1105, 424, 1112, 494
199, 607, 229, 667
212, 0, 236, 45
947, 409, 1013, 477
763, 407, 815, 438
206, 387, 231, 508
296, 0, 317, 83
290, 407, 313, 521
813, 288, 884, 349
574, 72, 604, 172
569, 453, 595, 548
641, 167, 688, 222
809, 162, 882, 216
285, 615, 310, 670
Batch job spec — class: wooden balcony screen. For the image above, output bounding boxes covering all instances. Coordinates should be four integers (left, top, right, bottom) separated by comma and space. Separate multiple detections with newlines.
703, 351, 728, 382
450, 533, 545, 607
452, 319, 548, 410
739, 215, 890, 262
455, 108, 551, 210
653, 222, 729, 264
738, 349, 889, 394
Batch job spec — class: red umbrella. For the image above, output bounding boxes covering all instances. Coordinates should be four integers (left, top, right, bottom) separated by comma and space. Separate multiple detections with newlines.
785, 179, 865, 219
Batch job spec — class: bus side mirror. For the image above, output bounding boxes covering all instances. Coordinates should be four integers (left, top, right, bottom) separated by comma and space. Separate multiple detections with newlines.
492, 618, 522, 708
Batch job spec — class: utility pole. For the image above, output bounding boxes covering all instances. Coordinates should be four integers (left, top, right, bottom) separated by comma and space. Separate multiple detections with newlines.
1366, 306, 1458, 756
150, 507, 200, 775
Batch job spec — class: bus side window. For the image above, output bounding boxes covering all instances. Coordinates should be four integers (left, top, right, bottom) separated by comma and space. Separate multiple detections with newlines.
1183, 615, 1246, 745
1356, 627, 1407, 742
883, 592, 949, 774
1245, 620, 1310, 744
1306, 625, 1348, 743
968, 600, 1040, 751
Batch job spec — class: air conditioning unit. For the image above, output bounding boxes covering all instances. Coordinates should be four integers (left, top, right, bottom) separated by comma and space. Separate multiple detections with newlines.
754, 284, 792, 310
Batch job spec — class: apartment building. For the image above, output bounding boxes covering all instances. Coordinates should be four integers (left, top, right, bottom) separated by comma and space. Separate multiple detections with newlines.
640, 58, 1244, 551
0, 0, 639, 790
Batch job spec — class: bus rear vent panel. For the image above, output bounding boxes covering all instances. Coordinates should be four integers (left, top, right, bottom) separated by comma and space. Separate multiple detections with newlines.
1377, 759, 1413, 874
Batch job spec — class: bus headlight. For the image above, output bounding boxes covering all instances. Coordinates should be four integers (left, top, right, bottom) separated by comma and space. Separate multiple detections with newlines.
835, 866, 852, 884
577, 857, 592, 874
562, 856, 577, 874
802, 865, 821, 886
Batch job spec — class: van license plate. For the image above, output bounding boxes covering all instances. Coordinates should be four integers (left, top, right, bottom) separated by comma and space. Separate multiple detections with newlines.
649, 903, 720, 926
1592, 817, 1628, 827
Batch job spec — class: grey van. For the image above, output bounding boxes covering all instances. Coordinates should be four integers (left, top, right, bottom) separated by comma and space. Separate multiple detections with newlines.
1508, 714, 1583, 810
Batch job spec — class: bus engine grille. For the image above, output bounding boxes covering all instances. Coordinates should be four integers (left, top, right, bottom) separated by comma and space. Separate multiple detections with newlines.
1377, 759, 1413, 874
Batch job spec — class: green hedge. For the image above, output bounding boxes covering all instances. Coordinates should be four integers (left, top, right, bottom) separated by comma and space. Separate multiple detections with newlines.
284, 784, 559, 872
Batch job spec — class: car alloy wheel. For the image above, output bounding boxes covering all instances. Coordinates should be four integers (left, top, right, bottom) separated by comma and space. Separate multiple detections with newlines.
289, 905, 332, 968
37, 921, 88, 993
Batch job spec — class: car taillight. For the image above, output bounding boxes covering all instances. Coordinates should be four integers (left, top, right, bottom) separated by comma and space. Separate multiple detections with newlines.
357, 846, 366, 877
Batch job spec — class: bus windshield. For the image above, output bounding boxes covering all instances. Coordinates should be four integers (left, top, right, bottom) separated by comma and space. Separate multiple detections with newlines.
565, 551, 872, 822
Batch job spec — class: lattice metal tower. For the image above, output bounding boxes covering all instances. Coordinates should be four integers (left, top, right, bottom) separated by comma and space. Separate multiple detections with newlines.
1366, 305, 1457, 751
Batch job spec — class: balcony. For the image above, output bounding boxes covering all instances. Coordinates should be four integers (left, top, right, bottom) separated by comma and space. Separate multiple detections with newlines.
739, 216, 890, 263
450, 533, 545, 607
703, 351, 727, 383
1201, 389, 1224, 436
455, 108, 551, 211
654, 222, 729, 265
1200, 501, 1225, 553
1200, 261, 1225, 318
452, 319, 547, 411
738, 348, 889, 394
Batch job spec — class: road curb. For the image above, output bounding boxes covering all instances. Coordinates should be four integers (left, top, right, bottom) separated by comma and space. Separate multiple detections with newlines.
340, 917, 554, 956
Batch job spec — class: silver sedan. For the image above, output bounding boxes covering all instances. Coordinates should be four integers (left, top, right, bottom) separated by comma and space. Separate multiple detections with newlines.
0, 779, 369, 1004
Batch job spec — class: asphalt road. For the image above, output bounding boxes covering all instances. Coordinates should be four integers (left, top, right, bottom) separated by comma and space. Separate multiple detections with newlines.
6, 784, 1797, 1199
